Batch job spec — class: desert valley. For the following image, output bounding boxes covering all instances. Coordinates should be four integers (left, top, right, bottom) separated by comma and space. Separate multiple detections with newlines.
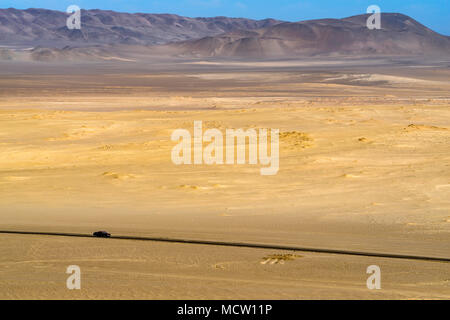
0, 8, 449, 299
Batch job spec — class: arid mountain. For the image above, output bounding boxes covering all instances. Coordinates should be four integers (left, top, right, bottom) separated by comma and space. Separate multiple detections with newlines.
1, 10, 448, 60
0, 8, 281, 46
169, 13, 450, 57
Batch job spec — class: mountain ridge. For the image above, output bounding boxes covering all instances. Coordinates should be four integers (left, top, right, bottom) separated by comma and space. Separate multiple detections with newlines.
0, 9, 449, 60
167, 13, 450, 58
0, 8, 282, 46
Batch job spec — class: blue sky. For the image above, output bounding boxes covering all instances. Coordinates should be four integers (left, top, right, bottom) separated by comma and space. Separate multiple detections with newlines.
1, 0, 449, 35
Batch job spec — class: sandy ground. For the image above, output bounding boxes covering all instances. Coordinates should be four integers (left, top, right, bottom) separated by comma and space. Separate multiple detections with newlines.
0, 234, 449, 300
0, 58, 449, 299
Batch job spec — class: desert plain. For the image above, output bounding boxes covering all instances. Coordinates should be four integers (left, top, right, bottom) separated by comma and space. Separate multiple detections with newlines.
0, 56, 449, 299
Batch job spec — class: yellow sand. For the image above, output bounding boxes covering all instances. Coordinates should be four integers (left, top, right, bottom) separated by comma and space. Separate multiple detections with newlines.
0, 63, 449, 299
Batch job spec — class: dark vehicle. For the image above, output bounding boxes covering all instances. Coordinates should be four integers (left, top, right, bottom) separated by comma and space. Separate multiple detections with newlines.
93, 231, 111, 238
